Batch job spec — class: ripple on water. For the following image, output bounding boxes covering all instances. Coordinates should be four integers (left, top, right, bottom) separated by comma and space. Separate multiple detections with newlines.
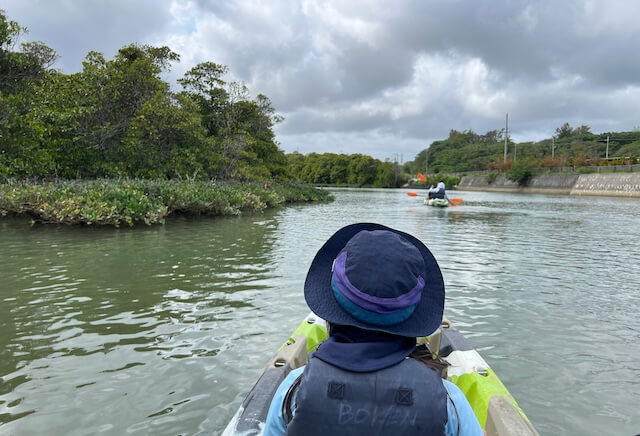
1, 193, 639, 435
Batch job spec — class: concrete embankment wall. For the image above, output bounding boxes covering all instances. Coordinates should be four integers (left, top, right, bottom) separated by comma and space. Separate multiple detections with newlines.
458, 173, 640, 197
571, 173, 640, 197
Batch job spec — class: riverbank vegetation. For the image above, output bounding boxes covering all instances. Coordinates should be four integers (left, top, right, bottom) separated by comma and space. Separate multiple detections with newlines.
404, 125, 640, 176
0, 11, 289, 181
0, 10, 414, 194
0, 11, 334, 226
286, 152, 407, 187
0, 180, 331, 226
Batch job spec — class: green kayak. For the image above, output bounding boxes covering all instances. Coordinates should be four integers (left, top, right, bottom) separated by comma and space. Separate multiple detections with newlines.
424, 198, 450, 207
223, 313, 538, 436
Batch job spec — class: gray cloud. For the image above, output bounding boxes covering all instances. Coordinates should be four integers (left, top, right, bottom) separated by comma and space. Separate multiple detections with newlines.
4, 0, 640, 160
4, 0, 174, 71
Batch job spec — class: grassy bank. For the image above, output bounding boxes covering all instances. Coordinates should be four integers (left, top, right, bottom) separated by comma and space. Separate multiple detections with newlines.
0, 179, 333, 227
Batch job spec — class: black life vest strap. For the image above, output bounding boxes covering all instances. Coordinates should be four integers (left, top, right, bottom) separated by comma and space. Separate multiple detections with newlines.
282, 373, 303, 424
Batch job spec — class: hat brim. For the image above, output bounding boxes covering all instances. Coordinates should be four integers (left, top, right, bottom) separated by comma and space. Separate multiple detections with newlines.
304, 223, 444, 337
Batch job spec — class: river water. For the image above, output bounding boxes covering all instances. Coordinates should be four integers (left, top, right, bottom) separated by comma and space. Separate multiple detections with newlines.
1, 189, 639, 435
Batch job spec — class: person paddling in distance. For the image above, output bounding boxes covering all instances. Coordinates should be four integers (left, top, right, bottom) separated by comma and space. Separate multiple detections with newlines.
264, 223, 483, 435
428, 181, 448, 200
427, 184, 436, 199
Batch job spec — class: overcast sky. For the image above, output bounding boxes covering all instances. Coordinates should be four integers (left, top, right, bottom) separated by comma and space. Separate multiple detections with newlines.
4, 0, 640, 161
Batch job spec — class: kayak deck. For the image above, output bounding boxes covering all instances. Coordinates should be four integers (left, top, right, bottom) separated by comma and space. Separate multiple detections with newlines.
424, 198, 450, 207
223, 314, 538, 436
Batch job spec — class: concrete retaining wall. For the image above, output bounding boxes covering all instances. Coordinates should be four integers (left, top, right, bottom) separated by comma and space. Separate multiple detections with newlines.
457, 176, 520, 192
571, 173, 640, 197
458, 173, 640, 197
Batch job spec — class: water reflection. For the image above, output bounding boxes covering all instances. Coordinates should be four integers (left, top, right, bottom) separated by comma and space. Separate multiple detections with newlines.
0, 215, 282, 434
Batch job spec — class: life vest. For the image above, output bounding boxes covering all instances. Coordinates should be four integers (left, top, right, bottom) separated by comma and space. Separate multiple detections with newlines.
432, 188, 446, 199
285, 356, 448, 436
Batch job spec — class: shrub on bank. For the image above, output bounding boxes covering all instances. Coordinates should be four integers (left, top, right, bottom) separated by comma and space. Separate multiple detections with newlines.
487, 160, 513, 172
431, 174, 462, 188
576, 167, 596, 174
0, 179, 333, 226
506, 160, 535, 185
485, 173, 498, 184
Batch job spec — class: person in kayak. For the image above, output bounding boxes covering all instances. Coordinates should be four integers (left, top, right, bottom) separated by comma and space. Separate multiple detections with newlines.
428, 181, 447, 200
264, 223, 483, 436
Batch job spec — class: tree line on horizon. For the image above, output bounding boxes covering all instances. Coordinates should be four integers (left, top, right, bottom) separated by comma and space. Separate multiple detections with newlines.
404, 124, 640, 176
286, 152, 403, 187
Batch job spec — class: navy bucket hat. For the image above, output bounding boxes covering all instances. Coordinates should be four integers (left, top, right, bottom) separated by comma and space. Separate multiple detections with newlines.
304, 223, 445, 337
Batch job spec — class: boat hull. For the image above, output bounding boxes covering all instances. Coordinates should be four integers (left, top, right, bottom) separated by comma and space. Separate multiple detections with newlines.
424, 198, 450, 207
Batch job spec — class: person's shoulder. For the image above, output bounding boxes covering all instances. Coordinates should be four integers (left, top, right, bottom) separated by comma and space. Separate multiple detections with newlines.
263, 366, 307, 436
283, 366, 306, 387
442, 379, 467, 403
442, 380, 484, 436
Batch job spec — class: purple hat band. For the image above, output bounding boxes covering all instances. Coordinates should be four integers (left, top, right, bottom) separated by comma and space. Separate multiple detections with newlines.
332, 251, 424, 314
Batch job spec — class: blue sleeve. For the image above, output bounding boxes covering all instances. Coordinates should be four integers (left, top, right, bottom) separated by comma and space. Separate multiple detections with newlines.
443, 380, 483, 436
263, 367, 305, 436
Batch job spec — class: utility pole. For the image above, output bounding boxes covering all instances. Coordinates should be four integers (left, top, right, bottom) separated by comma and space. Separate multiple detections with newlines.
504, 113, 509, 162
606, 135, 610, 159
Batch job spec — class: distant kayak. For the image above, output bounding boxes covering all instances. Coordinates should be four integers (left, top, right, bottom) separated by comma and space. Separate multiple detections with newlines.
425, 198, 450, 207
222, 313, 539, 436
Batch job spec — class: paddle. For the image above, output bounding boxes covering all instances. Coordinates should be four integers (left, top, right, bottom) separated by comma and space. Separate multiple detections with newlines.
409, 191, 463, 206
417, 173, 427, 182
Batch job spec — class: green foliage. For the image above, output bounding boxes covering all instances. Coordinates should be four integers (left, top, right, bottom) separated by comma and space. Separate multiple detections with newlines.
286, 152, 403, 187
404, 129, 510, 174
485, 173, 498, 184
555, 122, 574, 139
429, 174, 461, 188
0, 179, 332, 226
1, 11, 58, 94
555, 122, 591, 139
506, 160, 535, 185
617, 140, 640, 158
0, 180, 166, 226
178, 62, 287, 181
0, 10, 288, 183
404, 122, 640, 176
576, 167, 596, 174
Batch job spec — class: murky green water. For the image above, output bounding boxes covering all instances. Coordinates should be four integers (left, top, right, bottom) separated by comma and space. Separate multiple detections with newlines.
1, 189, 639, 435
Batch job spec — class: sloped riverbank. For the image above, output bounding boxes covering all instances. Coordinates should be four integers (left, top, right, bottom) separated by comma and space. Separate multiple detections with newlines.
0, 179, 333, 226
458, 173, 640, 197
